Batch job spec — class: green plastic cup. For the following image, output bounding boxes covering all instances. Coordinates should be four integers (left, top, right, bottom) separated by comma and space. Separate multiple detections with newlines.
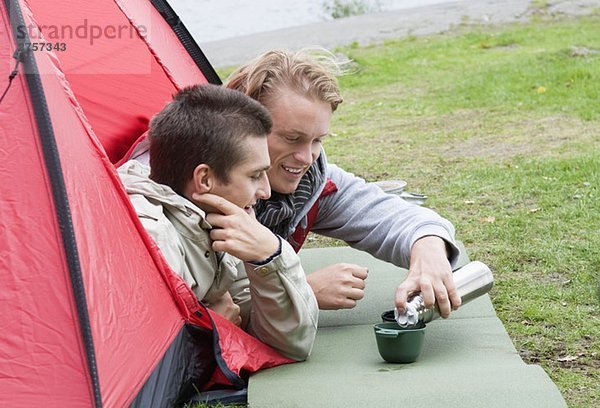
373, 322, 426, 363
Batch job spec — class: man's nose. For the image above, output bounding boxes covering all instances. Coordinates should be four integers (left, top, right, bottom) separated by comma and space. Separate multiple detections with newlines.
293, 143, 315, 165
256, 175, 271, 200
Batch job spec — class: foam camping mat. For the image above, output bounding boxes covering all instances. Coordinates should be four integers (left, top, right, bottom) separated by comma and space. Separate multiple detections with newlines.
248, 244, 567, 407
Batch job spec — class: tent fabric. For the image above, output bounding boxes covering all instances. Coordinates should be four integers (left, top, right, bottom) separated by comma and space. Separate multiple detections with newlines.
1, 0, 293, 406
1, 7, 99, 407
130, 324, 217, 407
22, 0, 218, 164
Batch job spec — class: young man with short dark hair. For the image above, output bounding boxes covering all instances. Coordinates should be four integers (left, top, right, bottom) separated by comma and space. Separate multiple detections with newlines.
118, 84, 318, 361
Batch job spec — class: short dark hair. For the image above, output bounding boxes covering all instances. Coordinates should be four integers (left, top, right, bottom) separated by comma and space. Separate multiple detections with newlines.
148, 84, 272, 192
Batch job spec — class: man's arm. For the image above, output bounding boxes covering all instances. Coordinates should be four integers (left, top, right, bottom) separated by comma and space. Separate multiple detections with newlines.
195, 193, 318, 361
314, 164, 460, 267
308, 164, 461, 312
127, 193, 198, 290
239, 241, 318, 361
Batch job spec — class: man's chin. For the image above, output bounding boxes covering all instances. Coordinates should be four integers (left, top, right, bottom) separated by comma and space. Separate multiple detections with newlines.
271, 182, 300, 195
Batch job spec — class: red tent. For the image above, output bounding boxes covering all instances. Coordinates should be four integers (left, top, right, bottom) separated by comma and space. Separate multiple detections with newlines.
0, 1, 291, 406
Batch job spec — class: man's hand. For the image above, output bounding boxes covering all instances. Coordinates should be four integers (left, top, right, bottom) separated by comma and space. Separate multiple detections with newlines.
207, 292, 242, 326
192, 193, 279, 262
395, 236, 461, 318
307, 263, 368, 310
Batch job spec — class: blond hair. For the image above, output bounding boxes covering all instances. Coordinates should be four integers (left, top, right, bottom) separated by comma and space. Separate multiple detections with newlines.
225, 48, 345, 112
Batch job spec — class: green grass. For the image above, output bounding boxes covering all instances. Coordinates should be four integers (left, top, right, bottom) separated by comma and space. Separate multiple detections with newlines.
212, 12, 599, 408
316, 14, 599, 408
339, 17, 599, 120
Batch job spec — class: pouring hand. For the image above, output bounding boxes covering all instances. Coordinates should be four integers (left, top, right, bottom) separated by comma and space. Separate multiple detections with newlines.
395, 236, 461, 318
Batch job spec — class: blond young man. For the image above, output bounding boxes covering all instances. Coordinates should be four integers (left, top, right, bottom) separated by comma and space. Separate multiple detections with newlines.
225, 49, 462, 317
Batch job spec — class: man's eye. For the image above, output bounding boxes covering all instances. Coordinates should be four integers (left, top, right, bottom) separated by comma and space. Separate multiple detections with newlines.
283, 134, 299, 142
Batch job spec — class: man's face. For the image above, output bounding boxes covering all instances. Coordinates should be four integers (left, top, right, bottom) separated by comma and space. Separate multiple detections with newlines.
210, 136, 271, 213
264, 91, 333, 194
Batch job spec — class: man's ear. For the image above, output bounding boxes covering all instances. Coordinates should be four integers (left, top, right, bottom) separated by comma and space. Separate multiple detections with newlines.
192, 164, 213, 194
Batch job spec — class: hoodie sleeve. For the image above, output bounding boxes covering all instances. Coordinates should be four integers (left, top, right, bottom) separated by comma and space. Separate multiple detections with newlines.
230, 239, 318, 361
312, 163, 460, 269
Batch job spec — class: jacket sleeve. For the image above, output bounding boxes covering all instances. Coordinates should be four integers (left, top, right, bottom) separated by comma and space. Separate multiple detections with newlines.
313, 163, 461, 269
230, 239, 318, 361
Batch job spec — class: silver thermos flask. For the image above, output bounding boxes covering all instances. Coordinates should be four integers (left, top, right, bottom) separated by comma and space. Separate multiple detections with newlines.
395, 261, 494, 328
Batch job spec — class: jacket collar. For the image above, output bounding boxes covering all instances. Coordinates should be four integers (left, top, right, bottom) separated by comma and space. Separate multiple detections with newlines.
118, 160, 212, 230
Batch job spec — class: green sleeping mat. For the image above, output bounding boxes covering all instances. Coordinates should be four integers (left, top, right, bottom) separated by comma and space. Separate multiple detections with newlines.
248, 244, 567, 407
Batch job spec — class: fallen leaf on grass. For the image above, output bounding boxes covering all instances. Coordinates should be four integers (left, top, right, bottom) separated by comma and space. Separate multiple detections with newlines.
536, 86, 547, 94
482, 216, 496, 223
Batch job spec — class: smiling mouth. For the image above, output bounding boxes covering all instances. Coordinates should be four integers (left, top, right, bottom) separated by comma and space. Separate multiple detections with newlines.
282, 165, 304, 175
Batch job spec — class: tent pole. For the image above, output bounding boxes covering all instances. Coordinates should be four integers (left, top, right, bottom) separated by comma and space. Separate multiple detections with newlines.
150, 0, 222, 85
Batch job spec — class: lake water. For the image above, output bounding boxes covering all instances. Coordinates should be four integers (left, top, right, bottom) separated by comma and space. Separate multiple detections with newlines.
168, 0, 455, 42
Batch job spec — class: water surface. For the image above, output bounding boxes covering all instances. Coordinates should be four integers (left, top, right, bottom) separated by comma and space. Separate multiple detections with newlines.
169, 0, 456, 42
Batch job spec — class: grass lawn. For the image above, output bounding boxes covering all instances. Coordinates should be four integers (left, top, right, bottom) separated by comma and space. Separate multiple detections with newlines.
211, 8, 599, 408
312, 11, 599, 408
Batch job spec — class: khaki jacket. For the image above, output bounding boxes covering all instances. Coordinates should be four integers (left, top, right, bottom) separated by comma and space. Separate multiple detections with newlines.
118, 161, 318, 360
